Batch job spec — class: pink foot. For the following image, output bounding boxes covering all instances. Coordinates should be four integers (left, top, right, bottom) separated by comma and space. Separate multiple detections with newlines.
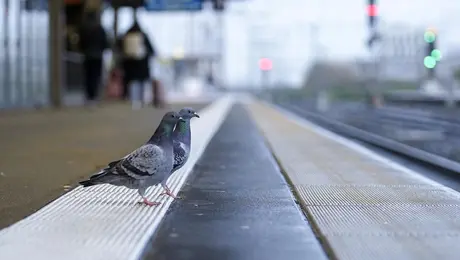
141, 197, 161, 206
160, 188, 177, 199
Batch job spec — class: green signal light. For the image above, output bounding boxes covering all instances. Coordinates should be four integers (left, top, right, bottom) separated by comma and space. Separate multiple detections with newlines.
431, 49, 442, 61
424, 56, 436, 68
424, 31, 436, 43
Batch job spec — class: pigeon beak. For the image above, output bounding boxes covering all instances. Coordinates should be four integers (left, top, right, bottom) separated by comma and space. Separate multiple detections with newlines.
193, 112, 200, 118
179, 116, 186, 122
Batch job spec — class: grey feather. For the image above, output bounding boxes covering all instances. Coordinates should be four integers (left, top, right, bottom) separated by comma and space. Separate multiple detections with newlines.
120, 144, 166, 179
170, 107, 199, 174
172, 140, 189, 172
82, 144, 169, 188
79, 111, 183, 205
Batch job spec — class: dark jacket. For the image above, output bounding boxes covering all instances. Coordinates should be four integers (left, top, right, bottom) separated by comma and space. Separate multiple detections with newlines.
118, 23, 156, 82
79, 18, 109, 60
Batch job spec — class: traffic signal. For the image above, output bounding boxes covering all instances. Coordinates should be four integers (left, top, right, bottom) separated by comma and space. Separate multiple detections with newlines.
367, 0, 378, 28
431, 49, 442, 61
426, 41, 436, 57
423, 28, 441, 73
424, 29, 436, 43
259, 58, 272, 71
366, 0, 379, 48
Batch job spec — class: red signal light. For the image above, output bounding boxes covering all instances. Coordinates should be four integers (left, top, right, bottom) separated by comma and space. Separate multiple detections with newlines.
259, 58, 272, 71
367, 4, 377, 17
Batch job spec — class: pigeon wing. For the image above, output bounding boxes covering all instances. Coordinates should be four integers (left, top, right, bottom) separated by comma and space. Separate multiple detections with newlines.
107, 159, 122, 168
89, 154, 129, 179
172, 141, 188, 172
119, 144, 165, 180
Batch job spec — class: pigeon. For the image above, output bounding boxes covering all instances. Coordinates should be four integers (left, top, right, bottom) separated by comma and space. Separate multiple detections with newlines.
159, 107, 200, 199
79, 111, 184, 206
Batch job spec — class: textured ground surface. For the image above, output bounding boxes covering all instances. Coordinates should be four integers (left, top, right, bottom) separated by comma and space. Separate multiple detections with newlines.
142, 104, 327, 260
0, 102, 208, 229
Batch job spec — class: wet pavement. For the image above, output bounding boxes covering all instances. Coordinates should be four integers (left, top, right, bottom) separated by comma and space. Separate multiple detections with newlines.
0, 102, 208, 229
141, 104, 327, 260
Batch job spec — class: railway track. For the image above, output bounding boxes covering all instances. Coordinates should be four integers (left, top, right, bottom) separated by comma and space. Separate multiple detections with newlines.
275, 101, 460, 174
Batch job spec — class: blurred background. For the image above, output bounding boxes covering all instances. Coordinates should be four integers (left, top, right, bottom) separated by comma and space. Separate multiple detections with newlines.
1, 0, 460, 167
1, 0, 460, 107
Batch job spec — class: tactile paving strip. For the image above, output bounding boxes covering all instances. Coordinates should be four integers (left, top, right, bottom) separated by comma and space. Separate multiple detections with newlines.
308, 204, 460, 234
247, 102, 460, 260
0, 95, 235, 260
297, 184, 460, 206
327, 234, 460, 260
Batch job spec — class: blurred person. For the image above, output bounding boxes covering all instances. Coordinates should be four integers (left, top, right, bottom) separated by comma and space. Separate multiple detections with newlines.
79, 11, 109, 106
118, 18, 156, 109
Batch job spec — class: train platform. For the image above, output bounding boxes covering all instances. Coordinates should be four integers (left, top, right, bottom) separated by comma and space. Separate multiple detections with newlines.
1, 95, 460, 259
0, 101, 209, 229
142, 103, 326, 260
248, 101, 460, 259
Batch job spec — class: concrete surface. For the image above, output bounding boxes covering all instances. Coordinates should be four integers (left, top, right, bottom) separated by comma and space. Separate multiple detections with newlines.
0, 102, 208, 229
248, 101, 460, 260
141, 104, 327, 260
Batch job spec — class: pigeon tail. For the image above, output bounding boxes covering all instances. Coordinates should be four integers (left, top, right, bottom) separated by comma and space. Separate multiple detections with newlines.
79, 179, 97, 187
80, 172, 108, 187
80, 169, 128, 187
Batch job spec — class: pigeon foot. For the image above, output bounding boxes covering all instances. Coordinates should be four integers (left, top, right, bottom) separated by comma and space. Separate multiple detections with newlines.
160, 188, 177, 199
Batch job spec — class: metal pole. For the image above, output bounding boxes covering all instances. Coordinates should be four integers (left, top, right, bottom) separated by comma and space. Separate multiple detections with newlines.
310, 23, 329, 111
369, 41, 380, 107
16, 0, 24, 106
216, 11, 224, 88
0, 0, 4, 107
3, 0, 11, 107
261, 70, 269, 87
113, 7, 119, 48
203, 21, 212, 91
31, 2, 39, 105
416, 31, 425, 87
189, 13, 194, 56
48, 0, 64, 107
368, 32, 382, 107
25, 0, 34, 106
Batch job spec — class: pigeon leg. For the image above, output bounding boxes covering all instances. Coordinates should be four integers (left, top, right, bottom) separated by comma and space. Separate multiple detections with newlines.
137, 188, 161, 206
160, 182, 177, 199
142, 197, 161, 206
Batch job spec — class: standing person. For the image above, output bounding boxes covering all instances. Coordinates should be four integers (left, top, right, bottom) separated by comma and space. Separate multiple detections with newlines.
79, 11, 109, 107
119, 18, 156, 109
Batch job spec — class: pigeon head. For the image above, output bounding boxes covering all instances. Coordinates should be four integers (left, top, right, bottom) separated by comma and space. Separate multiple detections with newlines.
178, 107, 200, 120
162, 111, 185, 125
148, 112, 183, 143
